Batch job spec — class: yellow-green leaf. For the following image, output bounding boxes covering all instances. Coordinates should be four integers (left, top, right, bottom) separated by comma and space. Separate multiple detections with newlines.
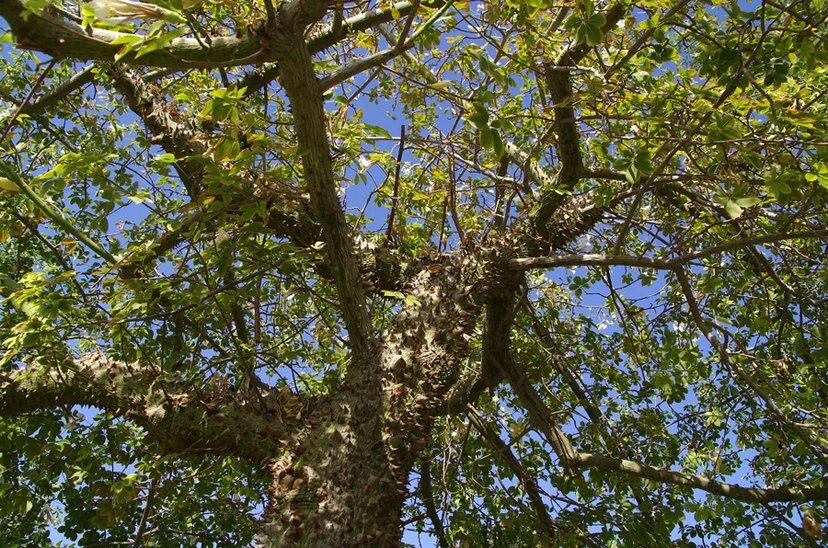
0, 176, 19, 193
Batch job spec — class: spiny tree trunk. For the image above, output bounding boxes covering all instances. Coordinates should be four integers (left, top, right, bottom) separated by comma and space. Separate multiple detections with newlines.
254, 250, 486, 545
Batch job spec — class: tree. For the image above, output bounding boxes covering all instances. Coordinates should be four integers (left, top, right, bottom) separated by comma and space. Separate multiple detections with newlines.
0, 0, 826, 544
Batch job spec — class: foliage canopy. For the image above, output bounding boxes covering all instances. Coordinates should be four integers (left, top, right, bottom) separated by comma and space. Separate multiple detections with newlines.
0, 0, 826, 545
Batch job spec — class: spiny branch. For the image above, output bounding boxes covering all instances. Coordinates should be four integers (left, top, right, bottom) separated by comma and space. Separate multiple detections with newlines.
0, 352, 300, 462
107, 64, 207, 198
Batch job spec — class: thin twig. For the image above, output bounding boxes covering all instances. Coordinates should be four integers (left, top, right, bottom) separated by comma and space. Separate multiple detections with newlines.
1, 58, 58, 143
386, 125, 406, 243
134, 477, 158, 547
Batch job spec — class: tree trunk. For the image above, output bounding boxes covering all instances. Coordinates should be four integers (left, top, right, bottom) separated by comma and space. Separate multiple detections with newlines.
254, 249, 484, 545
256, 400, 407, 546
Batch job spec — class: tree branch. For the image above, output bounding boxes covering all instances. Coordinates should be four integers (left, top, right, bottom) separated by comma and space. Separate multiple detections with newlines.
508, 230, 828, 271
0, 352, 300, 462
574, 452, 828, 503
0, 161, 117, 265
106, 64, 206, 199
509, 253, 674, 271
468, 407, 560, 540
674, 267, 828, 468
240, 1, 424, 96
18, 64, 96, 116
270, 16, 374, 365
522, 297, 605, 427
504, 141, 555, 190
531, 2, 628, 242
496, 353, 579, 475
319, 47, 406, 91
418, 458, 450, 548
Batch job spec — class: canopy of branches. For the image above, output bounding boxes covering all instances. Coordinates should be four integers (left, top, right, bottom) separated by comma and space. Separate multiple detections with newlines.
0, 0, 826, 545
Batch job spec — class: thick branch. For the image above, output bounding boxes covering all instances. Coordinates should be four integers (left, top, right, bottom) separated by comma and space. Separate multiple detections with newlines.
271, 22, 374, 364
0, 352, 298, 462
504, 141, 555, 189
1, 0, 427, 74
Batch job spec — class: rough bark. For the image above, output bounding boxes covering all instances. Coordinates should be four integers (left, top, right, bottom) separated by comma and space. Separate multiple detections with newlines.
254, 252, 486, 545
0, 352, 300, 462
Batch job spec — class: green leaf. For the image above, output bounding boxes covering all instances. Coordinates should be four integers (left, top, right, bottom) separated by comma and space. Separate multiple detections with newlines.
624, 165, 639, 185
766, 177, 792, 198
733, 196, 761, 208
804, 162, 828, 189
0, 176, 19, 192
466, 101, 490, 129
585, 13, 606, 46
724, 200, 743, 219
